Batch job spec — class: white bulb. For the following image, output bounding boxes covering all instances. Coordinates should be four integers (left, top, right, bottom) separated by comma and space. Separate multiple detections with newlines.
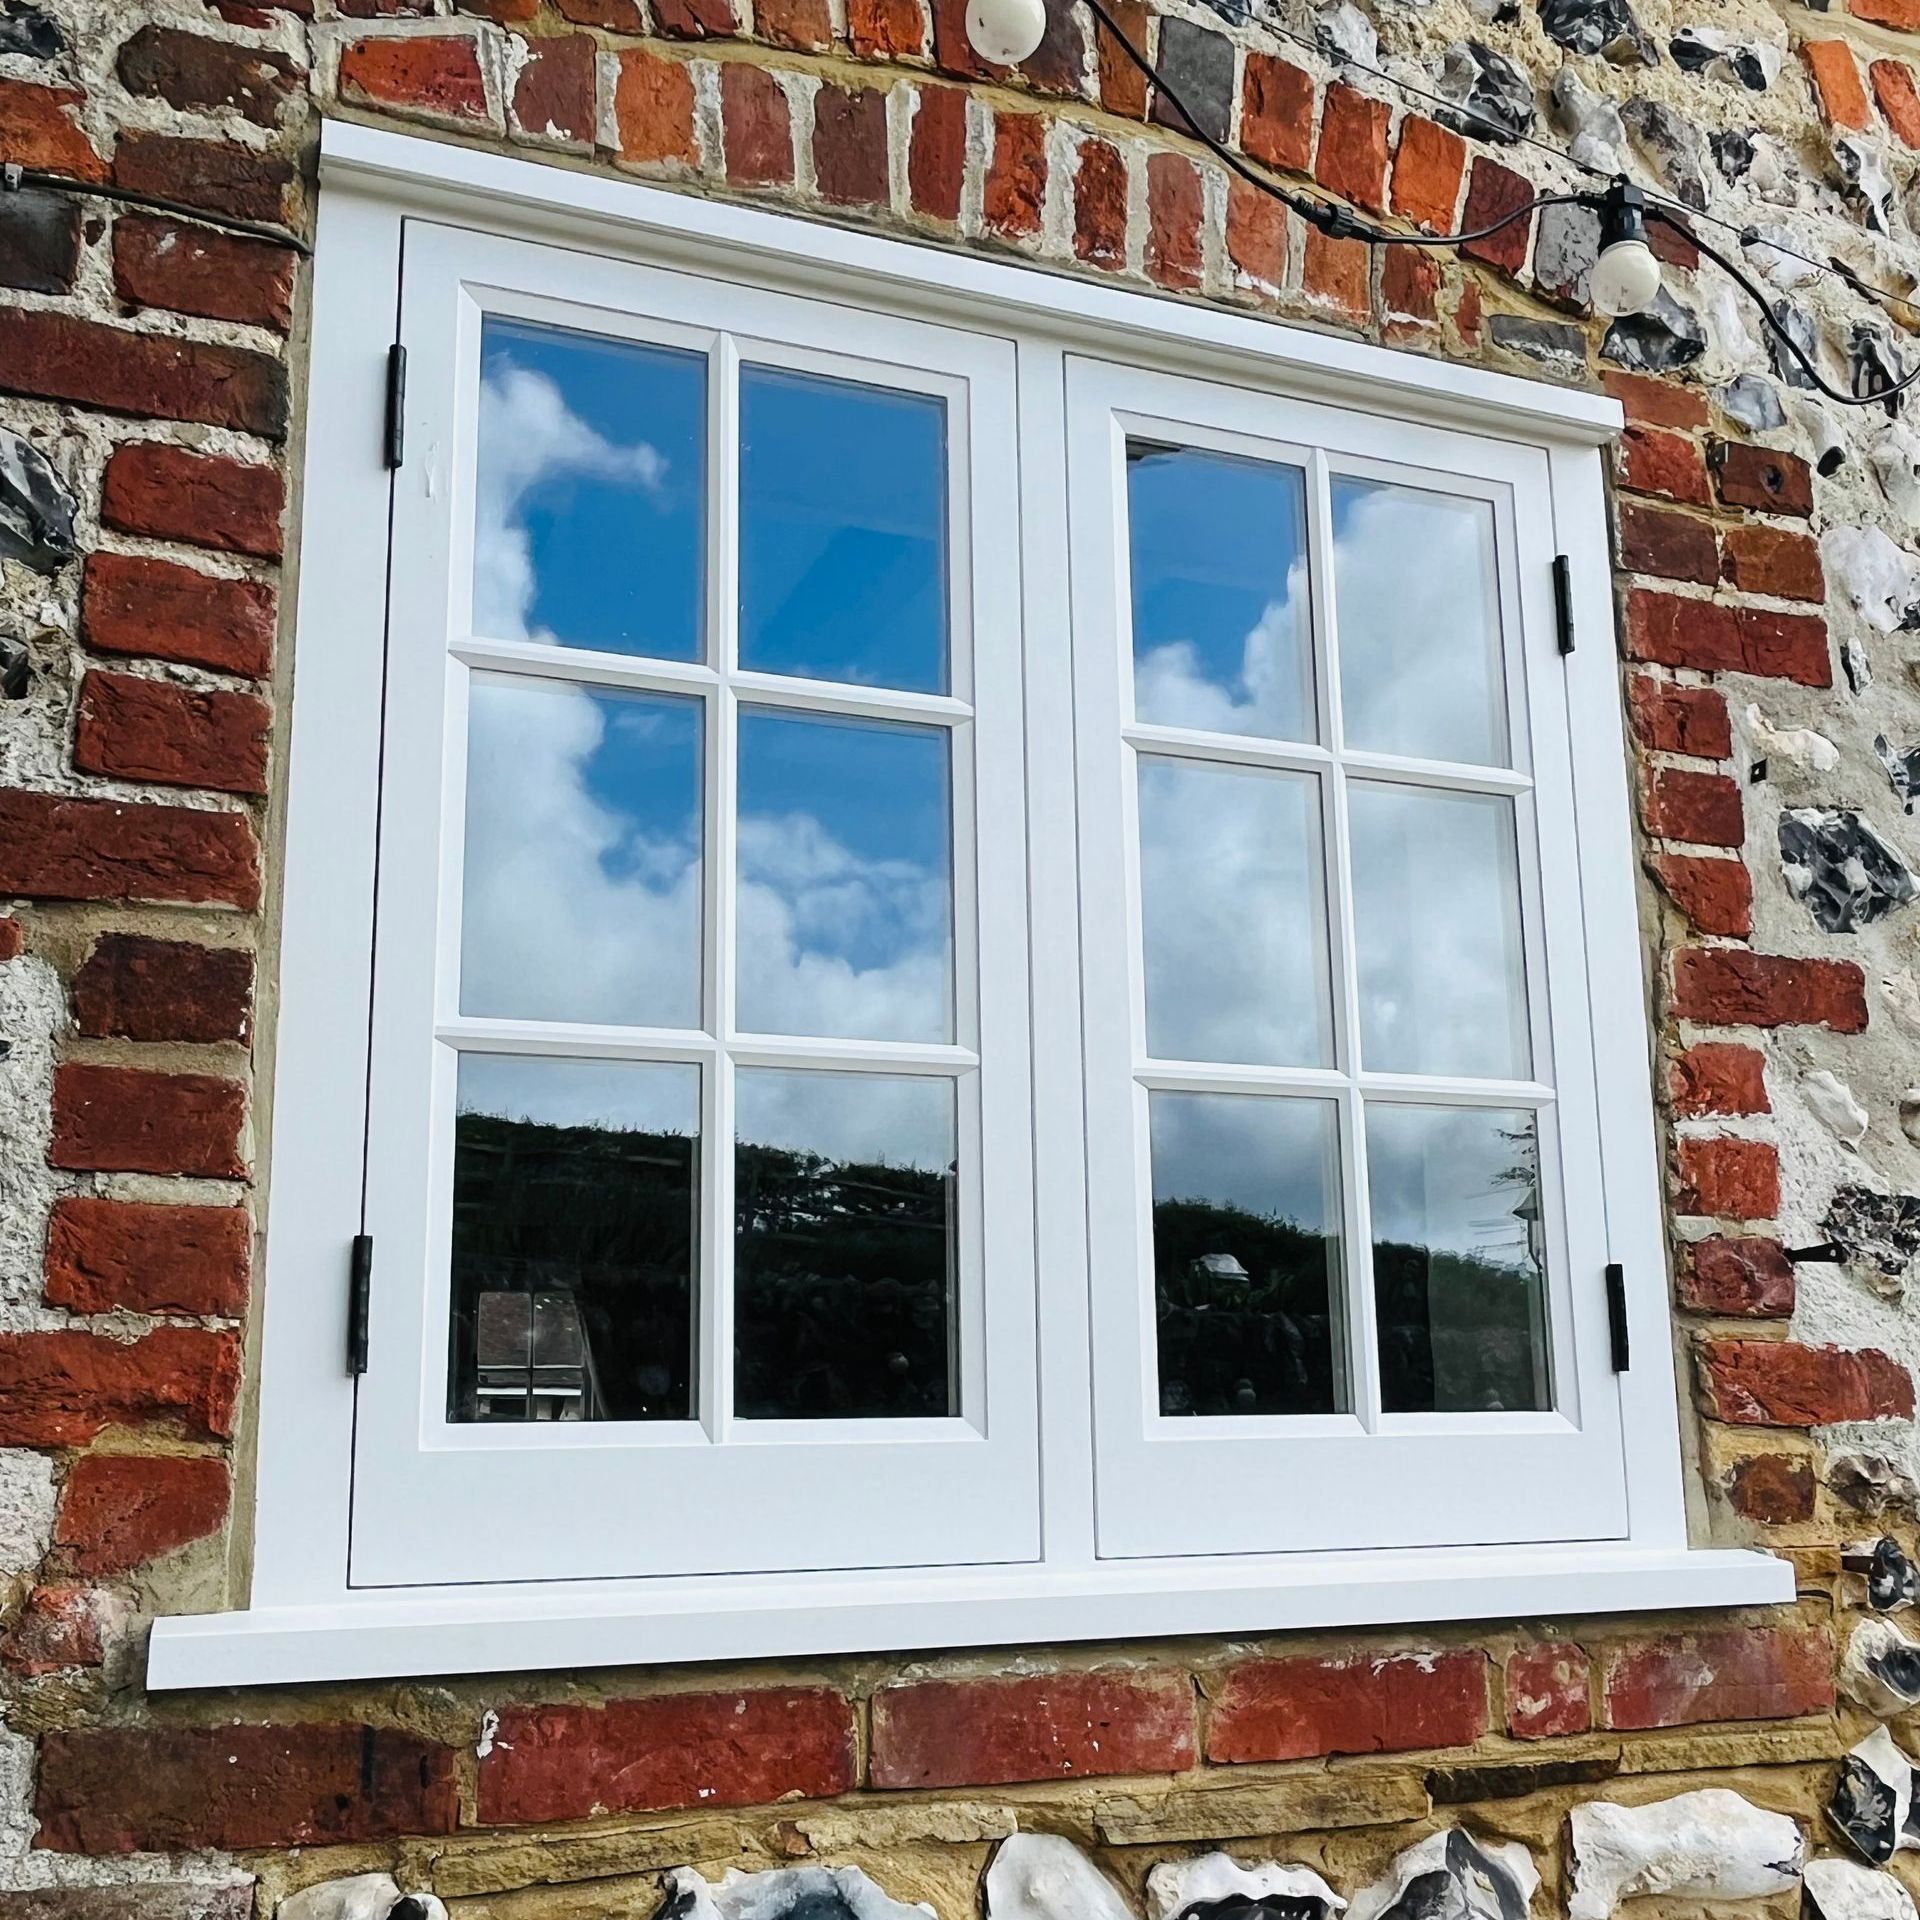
1590, 237, 1663, 318
965, 0, 1045, 64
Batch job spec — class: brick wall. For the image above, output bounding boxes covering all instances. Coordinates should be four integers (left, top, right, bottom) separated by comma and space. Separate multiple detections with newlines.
4, 0, 1920, 1911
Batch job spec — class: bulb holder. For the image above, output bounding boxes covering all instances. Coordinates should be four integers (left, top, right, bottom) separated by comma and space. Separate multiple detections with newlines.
1590, 180, 1663, 318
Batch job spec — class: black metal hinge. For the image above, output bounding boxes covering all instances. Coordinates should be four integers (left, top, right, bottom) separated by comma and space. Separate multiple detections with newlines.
383, 343, 407, 471
347, 1233, 374, 1375
1552, 553, 1576, 655
1604, 1261, 1630, 1373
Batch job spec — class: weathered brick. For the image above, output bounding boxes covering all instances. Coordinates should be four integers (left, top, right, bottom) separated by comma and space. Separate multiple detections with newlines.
983, 110, 1046, 239
0, 186, 82, 295
1676, 1135, 1779, 1220
1460, 157, 1532, 275
1628, 678, 1732, 758
36, 1725, 458, 1852
1671, 1043, 1768, 1117
813, 83, 889, 206
509, 34, 595, 147
847, 0, 923, 58
721, 64, 792, 186
45, 1197, 251, 1318
611, 48, 697, 169
908, 85, 966, 221
1650, 854, 1752, 938
1620, 426, 1710, 505
71, 934, 254, 1044
1603, 1625, 1833, 1728
0, 789, 259, 909
1313, 81, 1388, 213
0, 919, 21, 963
1147, 17, 1232, 141
1390, 115, 1464, 231
1698, 1340, 1913, 1425
53, 1452, 232, 1574
112, 216, 296, 332
50, 1062, 246, 1179
101, 443, 284, 559
1736, 606, 1830, 686
116, 25, 299, 127
1853, 0, 1920, 27
756, 0, 832, 52
340, 34, 492, 123
556, 0, 644, 23
1625, 590, 1829, 686
871, 1670, 1195, 1789
478, 1689, 855, 1824
75, 670, 271, 797
82, 553, 275, 678
0, 311, 286, 440
1301, 224, 1367, 318
1678, 1236, 1795, 1317
1505, 1642, 1589, 1740
1712, 440, 1815, 516
1641, 767, 1743, 848
1074, 137, 1128, 271
1672, 948, 1866, 1030
1804, 39, 1872, 129
0, 1327, 240, 1446
1721, 524, 1824, 602
0, 79, 107, 182
0, 1584, 110, 1676
1871, 58, 1920, 146
1145, 151, 1202, 291
115, 132, 298, 227
1603, 368, 1709, 431
654, 0, 737, 36
1240, 52, 1314, 173
1618, 502, 1718, 586
1725, 1451, 1816, 1524
1208, 1651, 1488, 1762
1227, 176, 1287, 295
1095, 0, 1149, 118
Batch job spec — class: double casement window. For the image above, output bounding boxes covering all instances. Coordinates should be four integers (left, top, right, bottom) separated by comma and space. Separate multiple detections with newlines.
150, 125, 1788, 1688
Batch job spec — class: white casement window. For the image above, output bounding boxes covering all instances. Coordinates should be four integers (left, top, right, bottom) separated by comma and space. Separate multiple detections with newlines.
150, 124, 1789, 1688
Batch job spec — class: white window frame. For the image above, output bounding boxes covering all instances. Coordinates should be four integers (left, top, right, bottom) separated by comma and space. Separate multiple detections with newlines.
147, 120, 1789, 1690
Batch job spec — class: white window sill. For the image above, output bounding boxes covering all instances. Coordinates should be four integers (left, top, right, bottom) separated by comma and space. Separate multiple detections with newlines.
146, 1544, 1793, 1689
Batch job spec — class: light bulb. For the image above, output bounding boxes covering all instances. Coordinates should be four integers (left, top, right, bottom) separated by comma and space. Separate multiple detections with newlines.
965, 0, 1045, 65
1591, 237, 1663, 317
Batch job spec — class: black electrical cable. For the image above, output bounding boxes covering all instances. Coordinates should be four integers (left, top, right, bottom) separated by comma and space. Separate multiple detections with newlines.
1, 162, 312, 258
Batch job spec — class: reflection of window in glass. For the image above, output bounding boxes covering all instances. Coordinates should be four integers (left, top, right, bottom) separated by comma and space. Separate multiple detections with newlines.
1150, 1092, 1347, 1416
473, 318, 706, 660
449, 1055, 698, 1424
1367, 1104, 1550, 1413
1126, 443, 1314, 743
734, 1069, 957, 1419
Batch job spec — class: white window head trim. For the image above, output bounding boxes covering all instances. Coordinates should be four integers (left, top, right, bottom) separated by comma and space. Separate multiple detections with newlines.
148, 121, 1790, 1691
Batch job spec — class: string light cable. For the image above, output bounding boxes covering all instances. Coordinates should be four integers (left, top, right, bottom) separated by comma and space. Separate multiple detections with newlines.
1, 161, 313, 257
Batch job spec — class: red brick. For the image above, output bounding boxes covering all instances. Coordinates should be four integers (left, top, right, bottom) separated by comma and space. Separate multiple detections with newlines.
1380, 244, 1439, 324
908, 85, 967, 222
1301, 224, 1368, 319
555, 0, 645, 23
339, 35, 491, 122
101, 443, 284, 560
755, 0, 831, 50
510, 34, 596, 146
654, 0, 737, 35
75, 670, 271, 797
36, 1725, 458, 1852
1871, 59, 1920, 146
1096, 0, 1150, 119
1604, 368, 1709, 431
112, 216, 296, 333
847, 0, 924, 58
1698, 1340, 1913, 1426
1628, 678, 1732, 758
813, 84, 889, 206
0, 311, 286, 440
115, 131, 298, 227
1804, 39, 1872, 129
0, 1585, 110, 1676
1390, 115, 1464, 232
1505, 1642, 1589, 1740
1074, 138, 1128, 271
0, 1327, 240, 1446
721, 65, 792, 186
1624, 590, 1829, 686
50, 1062, 246, 1180
1649, 214, 1700, 272
71, 935, 254, 1044
612, 48, 698, 168
1314, 82, 1388, 214
1676, 1135, 1779, 1220
1651, 854, 1753, 938
1603, 1625, 1833, 1729
54, 1452, 232, 1574
1712, 440, 1815, 517
1671, 1043, 1768, 1117
1618, 503, 1718, 586
1207, 1650, 1488, 1763
81, 554, 274, 680
1227, 176, 1287, 295
983, 111, 1046, 239
1721, 524, 1824, 602
45, 1198, 251, 1318
116, 25, 299, 127
871, 1670, 1195, 1789
1678, 1236, 1795, 1317
0, 789, 259, 909
1620, 426, 1710, 506
1241, 53, 1314, 173
929, 0, 1084, 95
1854, 0, 1920, 25
1725, 1451, 1816, 1524
478, 1689, 855, 1824
1146, 151, 1203, 291
1672, 948, 1866, 1031
0, 80, 107, 182
0, 919, 20, 962
1736, 606, 1831, 686
1642, 767, 1743, 848
1460, 157, 1532, 275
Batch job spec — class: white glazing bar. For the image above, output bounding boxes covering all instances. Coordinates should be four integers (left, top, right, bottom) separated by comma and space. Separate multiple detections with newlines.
1120, 723, 1333, 775
1337, 747, 1533, 797
1135, 1062, 1346, 1097
728, 668, 973, 727
436, 1018, 717, 1063
726, 1037, 979, 1073
453, 635, 722, 697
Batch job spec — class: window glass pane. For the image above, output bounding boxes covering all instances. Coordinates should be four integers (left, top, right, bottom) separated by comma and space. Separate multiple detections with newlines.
474, 318, 705, 660
1348, 783, 1530, 1080
1138, 758, 1332, 1067
1149, 1092, 1346, 1416
736, 708, 953, 1043
734, 1068, 957, 1419
460, 676, 703, 1029
1367, 1103, 1549, 1412
448, 1054, 698, 1423
740, 367, 948, 693
1127, 443, 1313, 743
1333, 479, 1507, 766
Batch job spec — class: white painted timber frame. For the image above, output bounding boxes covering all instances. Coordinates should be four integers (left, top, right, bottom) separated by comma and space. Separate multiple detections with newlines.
147, 120, 1791, 1690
